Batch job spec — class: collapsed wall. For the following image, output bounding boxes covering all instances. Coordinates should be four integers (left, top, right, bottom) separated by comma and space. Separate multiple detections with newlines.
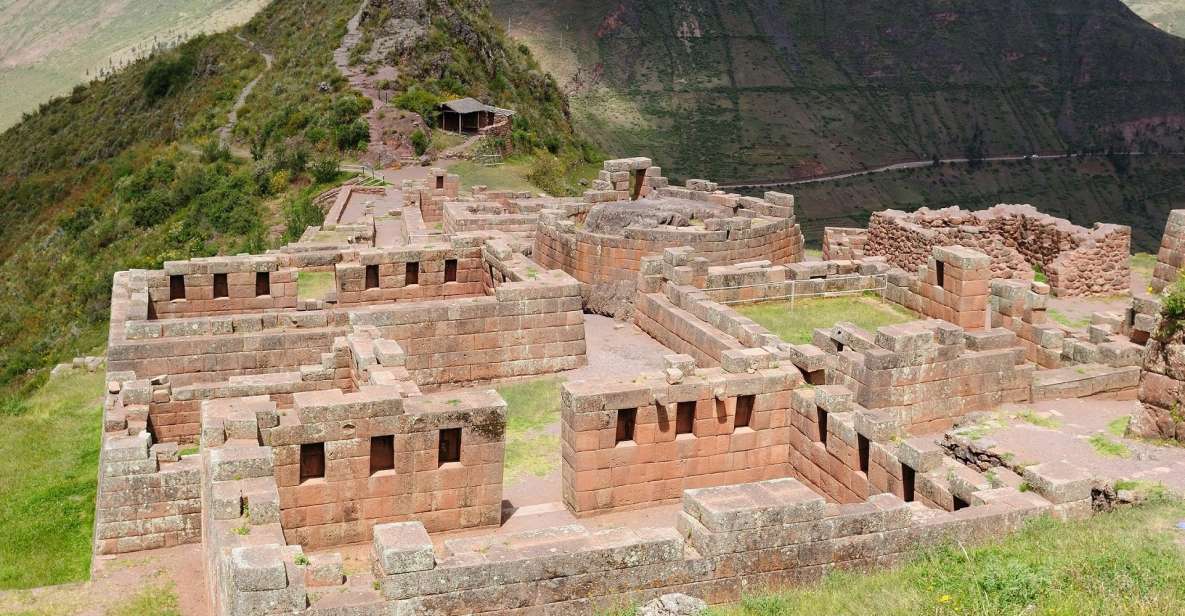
866, 205, 1131, 297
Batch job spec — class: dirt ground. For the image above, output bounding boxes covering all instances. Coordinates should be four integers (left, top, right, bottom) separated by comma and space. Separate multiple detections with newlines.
0, 543, 207, 616
974, 399, 1185, 494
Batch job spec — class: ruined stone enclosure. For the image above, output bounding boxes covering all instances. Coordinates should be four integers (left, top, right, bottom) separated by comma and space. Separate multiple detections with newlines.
95, 159, 1159, 615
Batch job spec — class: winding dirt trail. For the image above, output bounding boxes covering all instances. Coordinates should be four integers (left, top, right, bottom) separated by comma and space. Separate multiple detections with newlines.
217, 33, 273, 149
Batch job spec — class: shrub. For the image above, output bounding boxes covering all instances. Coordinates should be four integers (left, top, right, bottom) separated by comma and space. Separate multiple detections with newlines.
335, 119, 370, 150
269, 170, 291, 195
282, 192, 324, 242
311, 157, 341, 184
141, 47, 198, 101
411, 130, 429, 156
200, 140, 231, 163
394, 86, 442, 126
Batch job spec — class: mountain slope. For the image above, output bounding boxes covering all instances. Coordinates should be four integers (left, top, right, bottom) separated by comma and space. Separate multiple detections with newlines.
1125, 1, 1185, 36
0, 0, 270, 129
0, 0, 582, 390
493, 0, 1185, 183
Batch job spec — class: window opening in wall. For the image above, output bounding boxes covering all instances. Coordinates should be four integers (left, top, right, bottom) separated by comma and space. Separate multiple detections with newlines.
902, 463, 916, 502
817, 406, 829, 445
734, 395, 754, 430
835, 340, 845, 353
405, 262, 419, 286
630, 169, 646, 201
438, 428, 461, 465
936, 260, 946, 290
255, 272, 270, 297
169, 275, 186, 300
858, 434, 870, 474
953, 495, 970, 511
675, 401, 696, 435
436, 175, 445, 190
616, 408, 636, 443
300, 443, 325, 483
370, 435, 394, 474
213, 273, 229, 299
445, 259, 458, 283
365, 265, 379, 289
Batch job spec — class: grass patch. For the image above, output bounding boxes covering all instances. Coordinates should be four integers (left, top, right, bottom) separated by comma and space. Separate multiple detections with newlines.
1016, 409, 1061, 429
296, 271, 336, 301
1088, 433, 1132, 458
450, 157, 540, 193
706, 500, 1185, 615
1109, 415, 1132, 438
105, 581, 181, 616
736, 294, 918, 345
496, 377, 563, 482
1131, 252, 1158, 278
1047, 309, 1090, 330
0, 370, 105, 589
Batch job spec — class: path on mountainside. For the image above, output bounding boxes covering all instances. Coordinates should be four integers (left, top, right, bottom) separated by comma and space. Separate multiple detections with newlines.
720, 152, 1181, 190
218, 33, 274, 150
334, 1, 407, 167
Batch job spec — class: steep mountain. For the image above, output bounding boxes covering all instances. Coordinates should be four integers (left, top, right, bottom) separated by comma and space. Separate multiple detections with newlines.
0, 0, 578, 392
492, 0, 1185, 183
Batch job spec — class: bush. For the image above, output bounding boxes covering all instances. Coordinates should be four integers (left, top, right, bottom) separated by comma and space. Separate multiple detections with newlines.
269, 170, 291, 195
393, 86, 442, 126
282, 192, 324, 242
142, 47, 198, 101
335, 119, 369, 150
129, 188, 175, 228
411, 130, 429, 156
200, 140, 231, 163
311, 157, 341, 184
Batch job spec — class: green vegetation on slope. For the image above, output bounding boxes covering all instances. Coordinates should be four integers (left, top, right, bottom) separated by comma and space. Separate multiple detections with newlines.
496, 0, 1185, 182
698, 500, 1185, 616
737, 295, 918, 345
775, 157, 1185, 251
496, 377, 563, 482
0, 370, 105, 589
0, 0, 365, 392
0, 0, 270, 129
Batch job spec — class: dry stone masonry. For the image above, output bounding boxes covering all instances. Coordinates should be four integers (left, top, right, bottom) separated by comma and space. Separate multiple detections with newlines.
91, 154, 1178, 614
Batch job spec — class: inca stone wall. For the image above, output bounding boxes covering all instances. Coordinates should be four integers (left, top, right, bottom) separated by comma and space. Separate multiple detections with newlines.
561, 352, 802, 515
1133, 311, 1185, 441
883, 246, 992, 330
817, 320, 1033, 434
532, 161, 803, 317
821, 227, 869, 261
334, 239, 486, 305
1151, 210, 1185, 293
866, 205, 1131, 297
401, 167, 460, 223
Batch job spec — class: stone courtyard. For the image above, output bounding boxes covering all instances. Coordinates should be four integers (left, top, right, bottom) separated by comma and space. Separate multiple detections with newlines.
89, 157, 1185, 615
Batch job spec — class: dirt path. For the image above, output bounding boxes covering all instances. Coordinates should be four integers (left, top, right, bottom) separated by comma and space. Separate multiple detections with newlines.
0, 544, 207, 616
217, 33, 273, 151
720, 152, 1183, 190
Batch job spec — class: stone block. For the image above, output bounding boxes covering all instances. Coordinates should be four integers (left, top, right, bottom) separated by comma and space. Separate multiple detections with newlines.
373, 522, 435, 575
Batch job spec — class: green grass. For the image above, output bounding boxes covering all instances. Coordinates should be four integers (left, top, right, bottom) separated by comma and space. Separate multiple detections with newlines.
1016, 409, 1061, 429
1089, 433, 1132, 458
450, 156, 541, 193
496, 377, 563, 483
1048, 309, 1090, 330
105, 582, 181, 616
1109, 416, 1133, 438
0, 370, 105, 589
736, 295, 918, 345
702, 500, 1185, 616
1131, 252, 1158, 279
296, 271, 336, 301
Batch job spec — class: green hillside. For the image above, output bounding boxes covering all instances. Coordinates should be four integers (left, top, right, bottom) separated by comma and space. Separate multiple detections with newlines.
0, 0, 579, 394
0, 0, 270, 130
493, 0, 1185, 183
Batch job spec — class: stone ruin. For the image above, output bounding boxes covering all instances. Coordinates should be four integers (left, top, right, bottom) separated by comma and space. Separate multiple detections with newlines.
91, 157, 1183, 615
827, 204, 1132, 297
